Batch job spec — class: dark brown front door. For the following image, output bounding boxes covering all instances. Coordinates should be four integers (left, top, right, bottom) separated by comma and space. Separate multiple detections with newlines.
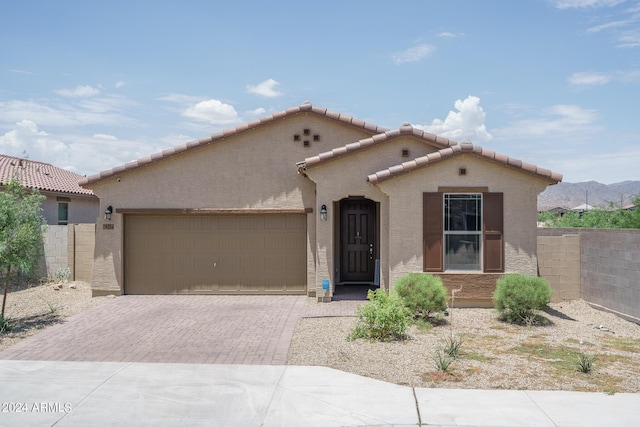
340, 198, 376, 283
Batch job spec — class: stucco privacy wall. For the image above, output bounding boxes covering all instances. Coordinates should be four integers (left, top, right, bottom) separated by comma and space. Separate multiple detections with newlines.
38, 224, 95, 283
377, 154, 549, 289
89, 113, 376, 295
537, 233, 581, 302
305, 135, 442, 294
538, 228, 640, 321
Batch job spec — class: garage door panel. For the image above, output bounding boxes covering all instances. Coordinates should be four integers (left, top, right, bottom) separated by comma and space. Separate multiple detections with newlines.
125, 214, 306, 295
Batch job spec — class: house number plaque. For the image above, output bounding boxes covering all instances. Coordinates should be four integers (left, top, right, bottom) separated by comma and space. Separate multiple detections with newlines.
103, 224, 115, 230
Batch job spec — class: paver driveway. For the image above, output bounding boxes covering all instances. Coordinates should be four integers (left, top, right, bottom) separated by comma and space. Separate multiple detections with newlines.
0, 295, 307, 365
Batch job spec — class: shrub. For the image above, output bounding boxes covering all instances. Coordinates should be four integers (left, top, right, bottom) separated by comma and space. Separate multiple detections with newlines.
393, 273, 447, 320
493, 274, 552, 325
349, 289, 412, 341
0, 313, 11, 334
433, 349, 454, 372
576, 353, 595, 373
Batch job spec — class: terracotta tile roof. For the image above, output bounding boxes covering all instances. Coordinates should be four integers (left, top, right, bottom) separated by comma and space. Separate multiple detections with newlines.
80, 102, 387, 186
366, 140, 563, 184
0, 154, 95, 196
298, 124, 455, 169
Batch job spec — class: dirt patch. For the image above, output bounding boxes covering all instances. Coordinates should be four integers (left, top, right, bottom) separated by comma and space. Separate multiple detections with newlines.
0, 280, 111, 353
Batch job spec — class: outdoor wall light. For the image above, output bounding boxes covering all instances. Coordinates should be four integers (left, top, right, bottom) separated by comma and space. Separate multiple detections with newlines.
105, 205, 113, 221
320, 204, 327, 221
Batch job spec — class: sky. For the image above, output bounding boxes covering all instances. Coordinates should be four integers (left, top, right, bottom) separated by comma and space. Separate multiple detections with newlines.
1, 0, 639, 184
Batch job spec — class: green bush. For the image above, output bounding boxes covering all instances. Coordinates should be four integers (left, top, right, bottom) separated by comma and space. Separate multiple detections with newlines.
0, 313, 11, 334
394, 273, 447, 320
349, 289, 412, 341
493, 274, 552, 325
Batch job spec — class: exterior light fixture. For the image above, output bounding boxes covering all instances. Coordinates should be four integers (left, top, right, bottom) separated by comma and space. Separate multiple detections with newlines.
320, 204, 327, 221
105, 205, 113, 221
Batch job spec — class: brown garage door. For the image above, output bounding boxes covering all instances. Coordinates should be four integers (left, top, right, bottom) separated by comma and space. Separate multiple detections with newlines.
124, 214, 307, 294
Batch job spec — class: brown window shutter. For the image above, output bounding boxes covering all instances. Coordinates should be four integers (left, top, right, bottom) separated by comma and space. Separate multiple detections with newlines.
483, 192, 504, 272
423, 192, 443, 272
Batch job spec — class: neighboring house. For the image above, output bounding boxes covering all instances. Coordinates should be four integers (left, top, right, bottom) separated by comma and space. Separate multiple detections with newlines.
0, 154, 99, 225
81, 102, 562, 306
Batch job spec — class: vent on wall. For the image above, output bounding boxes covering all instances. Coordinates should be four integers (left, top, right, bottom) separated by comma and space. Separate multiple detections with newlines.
459, 167, 467, 176
401, 148, 410, 157
294, 128, 320, 147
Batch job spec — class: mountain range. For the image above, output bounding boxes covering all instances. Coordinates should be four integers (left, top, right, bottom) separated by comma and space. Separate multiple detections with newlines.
537, 181, 640, 211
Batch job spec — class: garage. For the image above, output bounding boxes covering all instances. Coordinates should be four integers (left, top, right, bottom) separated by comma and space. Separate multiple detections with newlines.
123, 213, 307, 295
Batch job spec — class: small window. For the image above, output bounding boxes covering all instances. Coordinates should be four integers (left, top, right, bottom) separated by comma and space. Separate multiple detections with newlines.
58, 202, 69, 225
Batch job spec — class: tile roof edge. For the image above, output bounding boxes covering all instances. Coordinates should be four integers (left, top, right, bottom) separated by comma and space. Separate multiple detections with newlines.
302, 125, 453, 170
82, 102, 387, 186
368, 143, 563, 184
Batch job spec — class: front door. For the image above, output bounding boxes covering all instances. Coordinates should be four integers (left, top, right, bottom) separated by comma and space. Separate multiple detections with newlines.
340, 198, 376, 283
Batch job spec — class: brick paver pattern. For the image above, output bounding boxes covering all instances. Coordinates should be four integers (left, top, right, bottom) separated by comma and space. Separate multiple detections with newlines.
0, 295, 365, 365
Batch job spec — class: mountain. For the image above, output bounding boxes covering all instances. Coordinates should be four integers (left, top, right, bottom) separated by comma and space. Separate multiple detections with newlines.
537, 181, 640, 211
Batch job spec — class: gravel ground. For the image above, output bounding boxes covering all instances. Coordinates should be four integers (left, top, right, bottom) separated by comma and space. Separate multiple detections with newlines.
0, 280, 111, 353
287, 300, 640, 393
2, 281, 638, 393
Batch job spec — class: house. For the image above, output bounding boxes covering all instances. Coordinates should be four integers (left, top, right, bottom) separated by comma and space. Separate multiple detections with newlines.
0, 154, 99, 225
80, 102, 562, 306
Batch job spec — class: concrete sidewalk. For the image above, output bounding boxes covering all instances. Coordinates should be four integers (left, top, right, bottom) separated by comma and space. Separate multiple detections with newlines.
0, 360, 637, 426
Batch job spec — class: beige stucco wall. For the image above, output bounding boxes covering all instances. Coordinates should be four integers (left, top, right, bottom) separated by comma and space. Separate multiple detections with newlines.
41, 193, 99, 225
378, 153, 552, 289
304, 135, 441, 296
88, 113, 374, 295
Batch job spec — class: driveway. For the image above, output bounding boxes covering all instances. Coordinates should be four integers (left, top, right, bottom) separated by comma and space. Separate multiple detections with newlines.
0, 295, 307, 365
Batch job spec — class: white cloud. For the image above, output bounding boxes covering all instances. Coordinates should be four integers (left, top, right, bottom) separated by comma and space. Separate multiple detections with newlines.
437, 32, 464, 38
8, 69, 34, 75
245, 107, 266, 116
55, 85, 101, 98
568, 71, 612, 85
494, 104, 600, 139
115, 81, 126, 88
415, 96, 492, 142
157, 93, 205, 104
246, 79, 283, 98
0, 120, 67, 161
552, 0, 628, 9
392, 44, 435, 64
182, 99, 240, 124
93, 133, 118, 140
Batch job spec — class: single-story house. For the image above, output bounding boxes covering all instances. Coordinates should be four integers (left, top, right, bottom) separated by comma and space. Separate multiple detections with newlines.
0, 154, 99, 225
81, 102, 562, 306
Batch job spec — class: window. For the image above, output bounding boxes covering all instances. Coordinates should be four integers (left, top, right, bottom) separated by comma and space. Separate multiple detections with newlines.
444, 194, 481, 270
58, 202, 69, 225
423, 191, 503, 273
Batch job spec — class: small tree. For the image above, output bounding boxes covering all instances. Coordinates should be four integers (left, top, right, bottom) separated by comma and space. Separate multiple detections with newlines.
0, 178, 47, 317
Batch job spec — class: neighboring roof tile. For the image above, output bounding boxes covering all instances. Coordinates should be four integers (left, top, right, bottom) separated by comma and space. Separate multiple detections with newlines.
299, 126, 454, 169
80, 102, 388, 186
0, 154, 95, 196
366, 141, 563, 184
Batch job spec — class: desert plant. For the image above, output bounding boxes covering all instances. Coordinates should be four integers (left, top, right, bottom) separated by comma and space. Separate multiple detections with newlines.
38, 295, 58, 314
55, 267, 71, 283
493, 274, 552, 325
349, 289, 412, 341
433, 349, 455, 372
442, 334, 464, 359
394, 273, 447, 320
576, 353, 596, 373
0, 313, 11, 334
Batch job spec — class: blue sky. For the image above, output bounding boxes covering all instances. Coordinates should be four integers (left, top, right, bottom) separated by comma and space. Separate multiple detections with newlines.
1, 0, 639, 184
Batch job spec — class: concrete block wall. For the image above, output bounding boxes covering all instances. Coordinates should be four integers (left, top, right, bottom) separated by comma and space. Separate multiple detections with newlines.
580, 229, 640, 321
39, 225, 69, 279
38, 224, 96, 283
538, 228, 640, 322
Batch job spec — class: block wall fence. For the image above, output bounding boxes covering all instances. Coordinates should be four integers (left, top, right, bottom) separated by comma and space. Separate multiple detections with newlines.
538, 228, 640, 323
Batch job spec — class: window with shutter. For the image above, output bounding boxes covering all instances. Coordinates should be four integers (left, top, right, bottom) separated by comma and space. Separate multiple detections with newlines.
423, 191, 504, 273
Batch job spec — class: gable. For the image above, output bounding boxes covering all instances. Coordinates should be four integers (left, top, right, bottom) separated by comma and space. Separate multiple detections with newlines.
81, 102, 386, 188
